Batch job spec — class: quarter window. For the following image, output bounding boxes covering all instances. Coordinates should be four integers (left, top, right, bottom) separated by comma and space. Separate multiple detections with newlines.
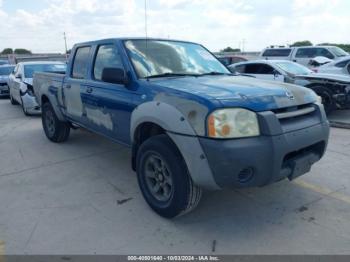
72, 46, 91, 79
93, 44, 124, 81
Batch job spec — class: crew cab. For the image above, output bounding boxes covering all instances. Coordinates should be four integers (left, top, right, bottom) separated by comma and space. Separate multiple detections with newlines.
33, 38, 330, 218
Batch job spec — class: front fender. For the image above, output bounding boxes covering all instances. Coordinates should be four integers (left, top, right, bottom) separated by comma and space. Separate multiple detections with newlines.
130, 101, 220, 190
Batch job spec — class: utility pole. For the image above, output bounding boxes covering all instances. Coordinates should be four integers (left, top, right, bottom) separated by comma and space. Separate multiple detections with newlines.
63, 32, 68, 54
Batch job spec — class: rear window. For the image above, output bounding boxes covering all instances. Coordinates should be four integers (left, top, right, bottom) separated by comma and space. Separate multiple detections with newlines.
262, 49, 292, 57
72, 46, 91, 79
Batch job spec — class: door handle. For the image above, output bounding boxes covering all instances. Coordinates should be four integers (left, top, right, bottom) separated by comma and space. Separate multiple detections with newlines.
86, 87, 93, 94
65, 84, 71, 89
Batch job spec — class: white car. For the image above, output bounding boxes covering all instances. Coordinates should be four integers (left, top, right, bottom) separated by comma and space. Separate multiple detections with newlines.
229, 60, 350, 113
260, 46, 348, 67
8, 61, 66, 116
317, 56, 350, 75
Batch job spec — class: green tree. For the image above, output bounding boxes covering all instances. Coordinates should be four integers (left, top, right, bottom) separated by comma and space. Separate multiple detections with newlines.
290, 41, 313, 47
1, 48, 14, 55
220, 47, 241, 53
14, 48, 32, 55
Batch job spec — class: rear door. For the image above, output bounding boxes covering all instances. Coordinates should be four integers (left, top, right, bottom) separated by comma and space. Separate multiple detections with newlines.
63, 46, 92, 124
82, 41, 137, 145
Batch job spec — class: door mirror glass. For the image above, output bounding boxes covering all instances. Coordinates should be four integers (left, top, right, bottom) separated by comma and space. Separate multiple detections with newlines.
101, 68, 128, 85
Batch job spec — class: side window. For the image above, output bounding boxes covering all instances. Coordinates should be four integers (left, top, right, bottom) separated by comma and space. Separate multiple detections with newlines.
318, 48, 335, 59
72, 46, 91, 79
296, 48, 317, 58
245, 64, 275, 74
244, 64, 262, 74
93, 44, 124, 81
234, 65, 246, 73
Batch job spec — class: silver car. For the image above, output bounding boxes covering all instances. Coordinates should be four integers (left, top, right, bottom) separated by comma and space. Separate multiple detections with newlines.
0, 65, 15, 97
8, 61, 66, 116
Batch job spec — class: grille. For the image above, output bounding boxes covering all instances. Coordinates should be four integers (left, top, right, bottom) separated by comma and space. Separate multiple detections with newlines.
273, 104, 315, 120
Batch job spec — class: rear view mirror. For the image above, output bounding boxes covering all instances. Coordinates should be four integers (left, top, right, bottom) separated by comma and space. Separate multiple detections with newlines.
102, 68, 128, 85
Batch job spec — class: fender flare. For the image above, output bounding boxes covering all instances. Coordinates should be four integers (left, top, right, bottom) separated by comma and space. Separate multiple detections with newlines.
130, 101, 220, 190
41, 91, 66, 122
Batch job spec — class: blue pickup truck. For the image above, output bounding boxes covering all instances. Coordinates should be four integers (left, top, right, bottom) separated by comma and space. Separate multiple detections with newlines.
33, 38, 330, 218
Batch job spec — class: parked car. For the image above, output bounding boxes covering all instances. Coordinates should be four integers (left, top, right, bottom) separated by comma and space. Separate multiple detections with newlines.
260, 46, 348, 67
317, 56, 350, 75
8, 61, 66, 115
34, 38, 329, 218
0, 60, 9, 66
217, 55, 248, 66
229, 60, 350, 113
0, 65, 15, 97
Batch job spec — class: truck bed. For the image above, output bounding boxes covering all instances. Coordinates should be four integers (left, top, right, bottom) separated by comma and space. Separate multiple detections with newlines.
33, 72, 66, 106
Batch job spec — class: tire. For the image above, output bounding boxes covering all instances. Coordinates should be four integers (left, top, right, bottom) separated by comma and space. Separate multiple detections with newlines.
42, 101, 70, 143
312, 86, 335, 114
20, 97, 30, 116
10, 93, 18, 105
136, 134, 202, 218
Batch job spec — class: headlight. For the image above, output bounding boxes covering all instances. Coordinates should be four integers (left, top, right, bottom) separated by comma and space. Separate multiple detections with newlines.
208, 108, 260, 139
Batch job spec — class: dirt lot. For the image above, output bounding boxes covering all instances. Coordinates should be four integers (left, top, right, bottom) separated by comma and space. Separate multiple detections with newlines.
0, 98, 350, 255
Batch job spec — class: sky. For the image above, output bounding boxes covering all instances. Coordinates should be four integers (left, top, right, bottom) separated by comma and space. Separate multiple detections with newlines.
0, 0, 349, 53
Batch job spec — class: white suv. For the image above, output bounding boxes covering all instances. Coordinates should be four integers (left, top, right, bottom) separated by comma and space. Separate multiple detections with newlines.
260, 46, 348, 67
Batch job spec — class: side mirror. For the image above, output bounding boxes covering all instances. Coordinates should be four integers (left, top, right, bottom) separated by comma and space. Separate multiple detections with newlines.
273, 70, 280, 78
101, 68, 128, 85
347, 63, 350, 75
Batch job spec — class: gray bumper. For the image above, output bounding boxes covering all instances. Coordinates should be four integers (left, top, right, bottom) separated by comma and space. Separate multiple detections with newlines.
169, 104, 330, 190
22, 93, 41, 114
199, 121, 329, 189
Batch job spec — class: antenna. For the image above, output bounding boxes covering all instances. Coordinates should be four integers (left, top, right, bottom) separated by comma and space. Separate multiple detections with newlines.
63, 32, 69, 61
144, 0, 148, 39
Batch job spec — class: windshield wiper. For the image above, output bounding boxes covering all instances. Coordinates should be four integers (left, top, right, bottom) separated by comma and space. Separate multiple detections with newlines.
197, 72, 233, 77
144, 73, 200, 79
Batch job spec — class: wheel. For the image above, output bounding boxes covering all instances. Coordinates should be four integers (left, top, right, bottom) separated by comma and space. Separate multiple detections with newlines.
136, 134, 202, 218
42, 101, 70, 143
10, 93, 18, 105
312, 86, 335, 114
20, 97, 30, 116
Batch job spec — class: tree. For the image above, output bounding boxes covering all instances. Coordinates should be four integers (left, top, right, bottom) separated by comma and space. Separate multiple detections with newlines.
220, 47, 241, 53
290, 41, 313, 47
14, 48, 32, 55
1, 48, 14, 55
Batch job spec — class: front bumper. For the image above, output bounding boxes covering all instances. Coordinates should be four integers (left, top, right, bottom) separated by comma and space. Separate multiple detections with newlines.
199, 121, 329, 189
0, 84, 9, 97
21, 93, 41, 114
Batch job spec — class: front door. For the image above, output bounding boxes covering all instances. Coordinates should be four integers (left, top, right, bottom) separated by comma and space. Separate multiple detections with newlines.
82, 43, 137, 145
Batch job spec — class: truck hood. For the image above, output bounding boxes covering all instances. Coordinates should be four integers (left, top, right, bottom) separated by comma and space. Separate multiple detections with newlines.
295, 73, 350, 84
152, 75, 317, 111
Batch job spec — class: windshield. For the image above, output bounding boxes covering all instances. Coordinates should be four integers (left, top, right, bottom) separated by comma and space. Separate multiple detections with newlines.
0, 66, 15, 75
124, 40, 230, 78
275, 61, 312, 75
24, 64, 66, 78
329, 47, 348, 57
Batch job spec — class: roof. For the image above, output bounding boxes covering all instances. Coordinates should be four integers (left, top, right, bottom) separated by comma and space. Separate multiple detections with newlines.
17, 61, 65, 66
74, 37, 199, 47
